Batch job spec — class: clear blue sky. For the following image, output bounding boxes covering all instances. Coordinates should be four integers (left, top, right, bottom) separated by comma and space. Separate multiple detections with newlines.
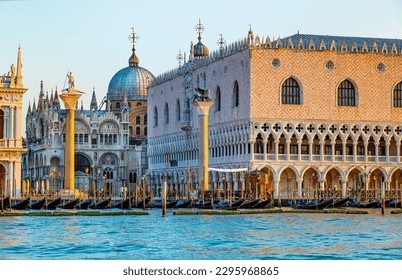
1, 0, 402, 130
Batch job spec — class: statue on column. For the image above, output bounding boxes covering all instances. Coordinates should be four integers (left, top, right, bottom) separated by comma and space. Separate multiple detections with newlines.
67, 72, 75, 90
193, 87, 211, 102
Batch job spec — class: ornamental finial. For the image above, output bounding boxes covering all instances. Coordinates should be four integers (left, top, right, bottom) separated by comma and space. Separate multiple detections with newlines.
195, 19, 205, 42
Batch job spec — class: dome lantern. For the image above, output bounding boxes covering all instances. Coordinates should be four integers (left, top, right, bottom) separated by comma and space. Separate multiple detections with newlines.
193, 19, 209, 58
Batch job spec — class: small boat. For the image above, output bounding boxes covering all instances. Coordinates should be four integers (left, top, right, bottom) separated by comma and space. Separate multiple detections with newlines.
253, 198, 272, 209
295, 198, 333, 210
29, 198, 46, 210
175, 201, 191, 208
46, 197, 62, 210
388, 199, 401, 208
111, 198, 131, 209
197, 201, 212, 209
12, 198, 30, 210
89, 198, 111, 209
1, 197, 10, 210
59, 199, 79, 210
239, 199, 260, 209
133, 197, 150, 208
152, 200, 178, 208
76, 199, 91, 210
326, 197, 349, 208
215, 199, 244, 210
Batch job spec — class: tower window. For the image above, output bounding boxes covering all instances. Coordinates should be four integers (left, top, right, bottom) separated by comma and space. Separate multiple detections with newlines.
282, 77, 301, 104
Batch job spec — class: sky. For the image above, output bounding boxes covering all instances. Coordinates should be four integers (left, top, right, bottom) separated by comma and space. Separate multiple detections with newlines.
1, 0, 402, 134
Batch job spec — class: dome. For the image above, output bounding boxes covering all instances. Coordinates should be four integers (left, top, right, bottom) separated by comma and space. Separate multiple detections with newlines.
107, 54, 155, 101
194, 40, 209, 57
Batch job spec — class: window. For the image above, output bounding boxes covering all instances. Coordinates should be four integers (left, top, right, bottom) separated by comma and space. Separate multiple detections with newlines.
136, 126, 140, 136
144, 114, 147, 125
233, 81, 239, 107
282, 77, 301, 104
290, 145, 298, 154
136, 116, 141, 125
338, 79, 357, 106
164, 103, 169, 124
136, 102, 141, 107
116, 102, 120, 109
215, 87, 221, 111
153, 107, 158, 127
394, 82, 402, 108
144, 126, 147, 136
175, 100, 181, 122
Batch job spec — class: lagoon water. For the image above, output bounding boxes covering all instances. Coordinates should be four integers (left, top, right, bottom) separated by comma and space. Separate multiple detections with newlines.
0, 209, 401, 260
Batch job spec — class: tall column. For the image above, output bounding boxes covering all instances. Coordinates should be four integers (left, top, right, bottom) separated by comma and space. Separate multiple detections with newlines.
364, 142, 368, 162
353, 141, 358, 162
274, 140, 279, 161
60, 87, 82, 191
375, 142, 379, 162
342, 141, 347, 162
342, 180, 347, 198
286, 140, 291, 161
331, 141, 335, 160
386, 142, 390, 162
297, 140, 302, 161
308, 140, 313, 161
192, 100, 214, 191
397, 143, 401, 163
263, 139, 267, 161
296, 179, 302, 198
320, 141, 324, 161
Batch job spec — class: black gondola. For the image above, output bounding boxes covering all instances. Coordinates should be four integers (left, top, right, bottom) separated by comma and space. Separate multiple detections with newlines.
326, 197, 349, 208
348, 199, 380, 208
253, 198, 272, 209
89, 198, 111, 209
133, 197, 150, 208
388, 199, 401, 208
29, 198, 46, 210
59, 199, 79, 209
46, 197, 62, 210
196, 201, 213, 209
152, 200, 178, 208
111, 198, 131, 209
239, 199, 260, 209
1, 196, 11, 210
295, 198, 333, 210
12, 198, 30, 210
76, 199, 91, 210
215, 199, 244, 210
175, 200, 191, 208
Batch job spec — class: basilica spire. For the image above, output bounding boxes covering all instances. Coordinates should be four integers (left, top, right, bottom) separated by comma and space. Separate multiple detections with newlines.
28, 101, 31, 114
90, 87, 98, 111
128, 27, 140, 67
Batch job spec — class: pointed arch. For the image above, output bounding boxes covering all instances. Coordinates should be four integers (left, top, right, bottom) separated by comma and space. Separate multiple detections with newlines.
175, 99, 181, 122
215, 86, 221, 111
392, 81, 402, 108
280, 76, 303, 105
153, 106, 158, 127
337, 79, 358, 106
232, 80, 239, 108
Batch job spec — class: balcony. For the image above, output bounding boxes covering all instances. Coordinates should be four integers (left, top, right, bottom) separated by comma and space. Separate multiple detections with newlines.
0, 139, 23, 148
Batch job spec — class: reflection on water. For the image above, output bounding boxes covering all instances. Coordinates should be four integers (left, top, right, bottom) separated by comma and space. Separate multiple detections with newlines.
0, 210, 402, 260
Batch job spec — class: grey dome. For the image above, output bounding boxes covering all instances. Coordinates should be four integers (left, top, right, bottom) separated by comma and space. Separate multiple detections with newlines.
107, 65, 154, 101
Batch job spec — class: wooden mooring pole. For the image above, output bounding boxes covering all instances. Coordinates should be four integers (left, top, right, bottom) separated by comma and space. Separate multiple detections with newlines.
162, 181, 167, 217
381, 181, 385, 215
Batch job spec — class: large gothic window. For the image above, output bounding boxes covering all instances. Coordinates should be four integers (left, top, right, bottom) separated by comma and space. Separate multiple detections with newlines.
393, 82, 402, 108
153, 107, 158, 127
282, 77, 301, 104
164, 103, 169, 124
233, 81, 239, 107
216, 86, 221, 111
175, 99, 181, 122
75, 154, 90, 173
338, 79, 357, 106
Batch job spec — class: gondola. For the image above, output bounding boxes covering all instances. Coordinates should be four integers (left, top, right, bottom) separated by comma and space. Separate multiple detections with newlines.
175, 200, 191, 208
111, 198, 131, 209
29, 198, 46, 210
133, 197, 150, 208
12, 197, 30, 210
46, 197, 62, 210
1, 196, 11, 210
196, 201, 213, 209
326, 197, 349, 208
253, 198, 272, 209
295, 198, 333, 210
59, 199, 79, 210
387, 199, 401, 208
215, 199, 244, 210
76, 199, 91, 210
348, 199, 380, 208
89, 198, 111, 209
239, 199, 260, 209
152, 200, 178, 208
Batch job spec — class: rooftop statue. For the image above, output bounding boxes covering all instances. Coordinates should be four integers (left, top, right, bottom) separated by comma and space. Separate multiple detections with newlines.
193, 87, 211, 102
67, 72, 75, 90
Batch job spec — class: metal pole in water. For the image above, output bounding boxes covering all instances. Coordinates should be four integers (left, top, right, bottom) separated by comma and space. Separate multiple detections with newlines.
162, 181, 167, 217
381, 181, 385, 215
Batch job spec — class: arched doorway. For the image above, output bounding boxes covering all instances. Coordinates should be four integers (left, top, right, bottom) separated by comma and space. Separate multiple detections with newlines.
278, 167, 297, 201
368, 168, 387, 201
260, 166, 274, 199
302, 167, 321, 201
75, 154, 91, 173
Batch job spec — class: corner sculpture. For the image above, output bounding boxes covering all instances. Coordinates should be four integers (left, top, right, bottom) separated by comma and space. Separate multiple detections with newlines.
193, 87, 211, 102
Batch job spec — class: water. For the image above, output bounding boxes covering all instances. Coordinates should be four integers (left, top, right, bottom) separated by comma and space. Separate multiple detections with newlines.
1, 210, 401, 260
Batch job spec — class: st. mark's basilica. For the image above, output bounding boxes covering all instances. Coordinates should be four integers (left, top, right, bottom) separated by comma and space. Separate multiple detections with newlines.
2, 21, 402, 203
